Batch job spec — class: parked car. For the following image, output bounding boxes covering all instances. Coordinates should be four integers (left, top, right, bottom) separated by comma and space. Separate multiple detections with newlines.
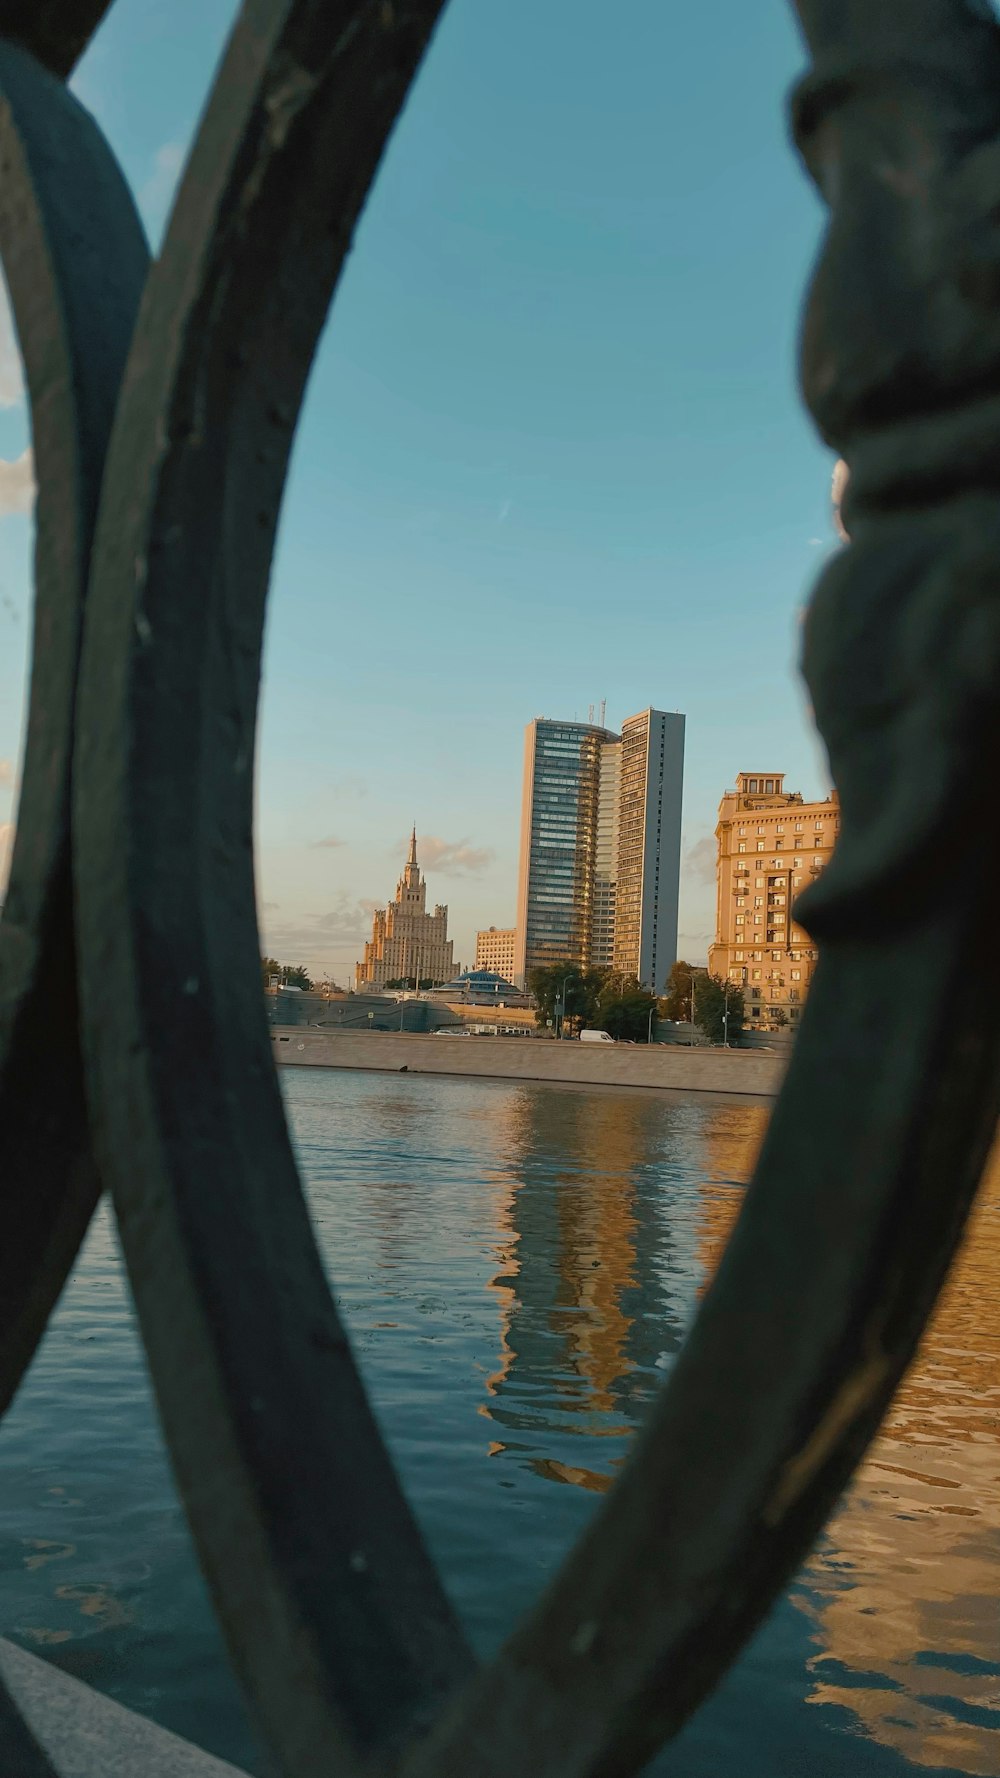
579, 1029, 615, 1045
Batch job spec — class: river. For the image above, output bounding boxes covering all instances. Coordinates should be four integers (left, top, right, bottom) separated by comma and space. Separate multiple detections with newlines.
1, 1069, 997, 1775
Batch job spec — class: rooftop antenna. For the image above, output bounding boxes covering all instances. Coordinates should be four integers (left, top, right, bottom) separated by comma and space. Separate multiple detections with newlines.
587, 703, 594, 725
599, 698, 606, 729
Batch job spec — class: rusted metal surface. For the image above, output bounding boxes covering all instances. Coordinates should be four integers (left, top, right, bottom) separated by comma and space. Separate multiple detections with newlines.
1, 1, 997, 1774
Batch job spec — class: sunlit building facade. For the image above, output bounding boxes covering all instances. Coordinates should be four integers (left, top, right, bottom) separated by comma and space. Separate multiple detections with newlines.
707, 772, 840, 1030
514, 718, 613, 986
355, 829, 454, 992
475, 926, 517, 979
611, 709, 685, 991
514, 710, 685, 991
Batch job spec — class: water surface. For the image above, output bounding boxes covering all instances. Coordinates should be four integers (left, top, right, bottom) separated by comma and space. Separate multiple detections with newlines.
2, 1070, 997, 1774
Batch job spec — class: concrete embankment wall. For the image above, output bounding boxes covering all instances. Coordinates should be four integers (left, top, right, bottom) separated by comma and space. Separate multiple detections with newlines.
270, 1028, 786, 1098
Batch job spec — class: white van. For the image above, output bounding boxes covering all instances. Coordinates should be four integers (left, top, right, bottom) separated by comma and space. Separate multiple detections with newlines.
579, 1029, 615, 1045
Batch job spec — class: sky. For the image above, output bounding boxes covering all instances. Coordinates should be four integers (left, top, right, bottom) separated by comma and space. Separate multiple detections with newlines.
0, 0, 840, 982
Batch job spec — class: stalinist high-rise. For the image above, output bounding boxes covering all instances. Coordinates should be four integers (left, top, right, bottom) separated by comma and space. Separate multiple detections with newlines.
355, 830, 454, 992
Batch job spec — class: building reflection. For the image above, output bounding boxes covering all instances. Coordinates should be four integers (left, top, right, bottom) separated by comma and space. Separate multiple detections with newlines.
480, 1088, 753, 1491
798, 1139, 1000, 1773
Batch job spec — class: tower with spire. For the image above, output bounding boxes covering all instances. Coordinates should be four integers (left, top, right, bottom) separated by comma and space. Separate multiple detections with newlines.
354, 828, 455, 992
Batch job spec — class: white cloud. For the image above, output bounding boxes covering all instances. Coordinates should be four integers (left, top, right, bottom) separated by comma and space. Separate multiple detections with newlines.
399, 834, 495, 877
139, 140, 186, 236
311, 834, 346, 849
0, 277, 23, 409
0, 448, 34, 516
0, 759, 13, 787
684, 834, 717, 887
262, 892, 379, 959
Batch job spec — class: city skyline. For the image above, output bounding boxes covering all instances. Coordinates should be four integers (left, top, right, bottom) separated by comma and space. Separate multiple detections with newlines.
0, 0, 837, 985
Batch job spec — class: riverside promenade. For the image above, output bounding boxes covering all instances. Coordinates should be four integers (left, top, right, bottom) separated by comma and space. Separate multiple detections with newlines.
269, 1028, 786, 1097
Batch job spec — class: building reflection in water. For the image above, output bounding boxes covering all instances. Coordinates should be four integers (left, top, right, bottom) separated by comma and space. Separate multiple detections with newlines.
798, 1141, 1000, 1774
479, 1086, 999, 1772
480, 1088, 767, 1495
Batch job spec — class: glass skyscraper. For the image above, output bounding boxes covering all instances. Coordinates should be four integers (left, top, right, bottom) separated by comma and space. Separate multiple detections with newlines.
514, 710, 685, 992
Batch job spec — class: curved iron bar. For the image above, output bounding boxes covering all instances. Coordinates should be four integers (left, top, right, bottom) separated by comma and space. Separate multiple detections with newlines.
0, 39, 147, 1417
0, 29, 147, 1770
0, 0, 991, 1773
389, 4, 1000, 1774
73, 5, 472, 1775
0, 1, 114, 80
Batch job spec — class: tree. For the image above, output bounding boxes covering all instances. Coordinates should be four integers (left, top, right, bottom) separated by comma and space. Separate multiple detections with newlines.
661, 960, 696, 1023
597, 976, 658, 1042
261, 958, 313, 991
693, 975, 744, 1046
527, 963, 605, 1035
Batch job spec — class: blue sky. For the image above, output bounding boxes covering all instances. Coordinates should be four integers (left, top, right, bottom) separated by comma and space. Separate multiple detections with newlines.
0, 0, 838, 980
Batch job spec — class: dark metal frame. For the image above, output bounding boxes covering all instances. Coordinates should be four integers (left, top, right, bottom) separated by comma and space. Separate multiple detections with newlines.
1, 2, 997, 1773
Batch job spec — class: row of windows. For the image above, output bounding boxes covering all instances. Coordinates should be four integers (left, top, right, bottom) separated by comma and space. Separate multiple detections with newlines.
737, 820, 830, 835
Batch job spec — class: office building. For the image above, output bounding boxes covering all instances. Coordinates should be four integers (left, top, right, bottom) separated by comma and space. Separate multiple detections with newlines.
707, 772, 840, 1030
355, 829, 454, 992
514, 709, 685, 992
612, 709, 685, 992
475, 926, 517, 979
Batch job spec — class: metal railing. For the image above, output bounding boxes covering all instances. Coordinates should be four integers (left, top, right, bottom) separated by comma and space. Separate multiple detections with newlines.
2, 1, 999, 1774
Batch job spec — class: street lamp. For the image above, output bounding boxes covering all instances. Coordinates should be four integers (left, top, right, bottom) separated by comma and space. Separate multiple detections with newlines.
555, 975, 570, 1040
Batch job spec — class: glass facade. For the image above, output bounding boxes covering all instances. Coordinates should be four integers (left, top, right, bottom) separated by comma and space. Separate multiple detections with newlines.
516, 720, 613, 980
515, 711, 684, 991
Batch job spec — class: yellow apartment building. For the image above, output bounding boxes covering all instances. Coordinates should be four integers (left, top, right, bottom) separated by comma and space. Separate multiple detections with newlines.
707, 772, 840, 1032
475, 927, 517, 980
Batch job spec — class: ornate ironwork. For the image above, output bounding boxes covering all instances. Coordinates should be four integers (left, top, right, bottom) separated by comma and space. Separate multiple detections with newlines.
1, 1, 997, 1773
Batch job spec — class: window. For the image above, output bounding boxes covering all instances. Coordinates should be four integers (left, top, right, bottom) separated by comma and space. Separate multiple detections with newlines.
735, 950, 744, 961
757, 826, 766, 835
753, 970, 762, 980
756, 877, 765, 888
757, 841, 765, 851
791, 969, 801, 981
793, 856, 802, 867
738, 826, 746, 836
795, 822, 804, 832
815, 820, 823, 830
754, 896, 764, 907
776, 825, 785, 834
735, 914, 745, 925
738, 842, 746, 853
813, 856, 823, 867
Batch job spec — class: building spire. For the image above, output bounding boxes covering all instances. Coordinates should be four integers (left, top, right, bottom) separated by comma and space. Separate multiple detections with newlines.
408, 824, 418, 868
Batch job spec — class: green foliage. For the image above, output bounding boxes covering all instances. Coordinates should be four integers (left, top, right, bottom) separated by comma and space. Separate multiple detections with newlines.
261, 958, 313, 991
527, 963, 605, 1034
661, 959, 695, 1022
386, 977, 435, 990
596, 977, 658, 1042
693, 975, 744, 1046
